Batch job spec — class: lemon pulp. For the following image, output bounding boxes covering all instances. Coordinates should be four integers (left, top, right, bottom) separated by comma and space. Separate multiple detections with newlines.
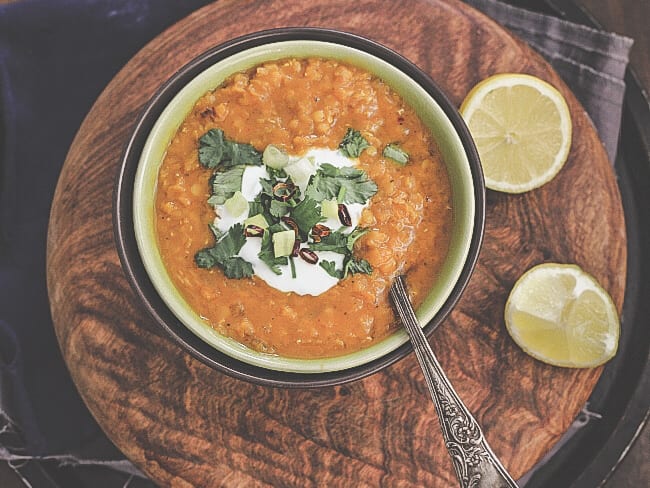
460, 73, 572, 193
505, 263, 619, 368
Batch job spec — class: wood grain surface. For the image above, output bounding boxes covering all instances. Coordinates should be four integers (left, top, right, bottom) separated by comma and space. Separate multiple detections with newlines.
46, 0, 627, 486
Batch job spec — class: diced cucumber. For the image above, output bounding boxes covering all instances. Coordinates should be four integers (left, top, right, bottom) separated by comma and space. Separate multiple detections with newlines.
263, 145, 289, 169
244, 213, 269, 230
223, 191, 249, 217
284, 156, 316, 190
272, 229, 296, 258
320, 198, 339, 220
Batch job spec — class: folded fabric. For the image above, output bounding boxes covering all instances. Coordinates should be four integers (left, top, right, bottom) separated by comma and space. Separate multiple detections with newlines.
0, 0, 634, 486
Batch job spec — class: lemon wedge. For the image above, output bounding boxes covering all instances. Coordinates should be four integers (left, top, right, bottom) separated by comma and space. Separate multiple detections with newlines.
460, 73, 572, 193
505, 263, 619, 368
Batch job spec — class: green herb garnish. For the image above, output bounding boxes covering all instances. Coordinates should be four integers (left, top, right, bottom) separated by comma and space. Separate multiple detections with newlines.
316, 250, 373, 279
346, 227, 372, 251
194, 223, 254, 278
343, 257, 373, 277
319, 260, 343, 279
309, 227, 370, 255
311, 227, 373, 278
199, 128, 262, 169
291, 196, 323, 238
289, 256, 297, 279
207, 165, 245, 206
195, 129, 377, 281
258, 225, 288, 275
309, 229, 348, 253
305, 163, 378, 205
383, 143, 409, 165
219, 257, 255, 279
339, 128, 370, 158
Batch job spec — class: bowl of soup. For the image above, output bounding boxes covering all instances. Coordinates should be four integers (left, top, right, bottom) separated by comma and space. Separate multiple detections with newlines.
114, 27, 485, 387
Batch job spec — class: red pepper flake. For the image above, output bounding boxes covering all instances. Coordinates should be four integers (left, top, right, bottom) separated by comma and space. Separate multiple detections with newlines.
281, 216, 299, 237
299, 248, 319, 264
291, 239, 301, 257
338, 204, 352, 227
272, 182, 296, 202
311, 224, 331, 243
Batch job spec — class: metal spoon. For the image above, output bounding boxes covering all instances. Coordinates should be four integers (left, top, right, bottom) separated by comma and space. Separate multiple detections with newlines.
389, 275, 518, 488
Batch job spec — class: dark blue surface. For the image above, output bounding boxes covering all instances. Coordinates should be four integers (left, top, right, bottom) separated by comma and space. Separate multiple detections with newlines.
0, 0, 211, 460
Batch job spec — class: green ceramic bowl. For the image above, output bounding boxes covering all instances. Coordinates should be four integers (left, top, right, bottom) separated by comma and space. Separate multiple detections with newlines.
115, 28, 485, 387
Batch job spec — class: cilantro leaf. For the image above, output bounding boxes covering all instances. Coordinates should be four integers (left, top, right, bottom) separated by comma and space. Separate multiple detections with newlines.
339, 128, 370, 158
309, 229, 348, 253
208, 165, 245, 206
219, 257, 255, 279
305, 163, 377, 205
319, 260, 343, 279
309, 226, 370, 254
194, 249, 218, 269
248, 200, 266, 218
247, 198, 277, 232
267, 166, 288, 179
194, 223, 253, 278
228, 142, 263, 167
343, 257, 373, 277
346, 227, 371, 251
199, 128, 262, 169
198, 128, 226, 168
269, 199, 291, 218
310, 226, 372, 278
208, 222, 223, 240
291, 196, 323, 237
258, 176, 276, 196
383, 143, 409, 165
211, 223, 247, 259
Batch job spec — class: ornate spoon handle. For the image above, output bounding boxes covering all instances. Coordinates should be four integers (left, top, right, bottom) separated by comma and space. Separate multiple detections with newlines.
390, 276, 518, 488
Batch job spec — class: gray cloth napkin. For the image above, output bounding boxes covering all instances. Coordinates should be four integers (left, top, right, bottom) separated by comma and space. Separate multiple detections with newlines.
466, 0, 634, 163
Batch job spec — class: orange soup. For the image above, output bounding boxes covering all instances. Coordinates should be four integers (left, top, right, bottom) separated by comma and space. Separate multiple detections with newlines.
155, 57, 452, 359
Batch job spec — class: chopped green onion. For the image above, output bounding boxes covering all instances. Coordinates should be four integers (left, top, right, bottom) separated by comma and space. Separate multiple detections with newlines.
263, 144, 290, 169
383, 143, 409, 165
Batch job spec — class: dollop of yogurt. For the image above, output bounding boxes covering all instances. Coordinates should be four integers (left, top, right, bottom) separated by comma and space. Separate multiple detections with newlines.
212, 148, 369, 296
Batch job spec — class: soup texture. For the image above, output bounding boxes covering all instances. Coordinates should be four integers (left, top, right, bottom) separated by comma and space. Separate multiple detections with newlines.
155, 57, 452, 359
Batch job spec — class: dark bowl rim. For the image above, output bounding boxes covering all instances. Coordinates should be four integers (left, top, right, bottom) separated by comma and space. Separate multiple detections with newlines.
113, 26, 486, 388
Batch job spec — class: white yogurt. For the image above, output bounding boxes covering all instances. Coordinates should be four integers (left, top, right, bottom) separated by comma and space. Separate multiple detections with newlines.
212, 148, 369, 296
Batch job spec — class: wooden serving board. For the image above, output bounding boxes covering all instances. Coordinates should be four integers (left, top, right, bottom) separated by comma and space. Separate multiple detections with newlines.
47, 0, 627, 486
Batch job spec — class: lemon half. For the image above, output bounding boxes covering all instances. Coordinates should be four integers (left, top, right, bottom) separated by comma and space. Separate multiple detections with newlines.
505, 263, 619, 368
460, 73, 572, 193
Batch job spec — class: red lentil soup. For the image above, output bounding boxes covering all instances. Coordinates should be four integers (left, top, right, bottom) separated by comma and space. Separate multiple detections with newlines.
155, 57, 452, 359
